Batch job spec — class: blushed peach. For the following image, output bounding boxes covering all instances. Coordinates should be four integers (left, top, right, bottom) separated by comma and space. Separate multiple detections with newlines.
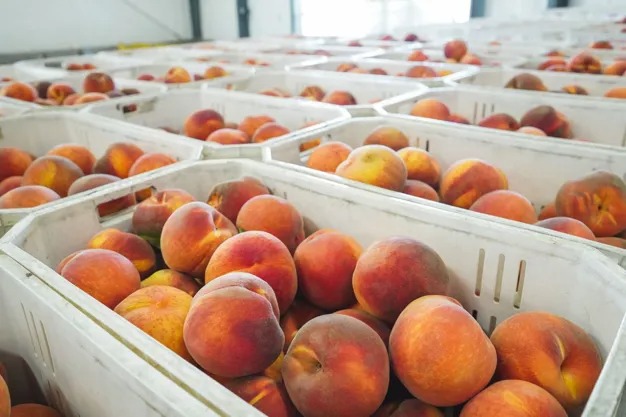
238, 115, 276, 138
568, 52, 603, 74
373, 399, 444, 417
504, 73, 548, 91
280, 299, 324, 351
336, 63, 358, 72
300, 86, 326, 101
539, 203, 557, 220
369, 68, 388, 75
363, 126, 410, 151
306, 141, 352, 173
224, 376, 300, 417
335, 308, 390, 345
83, 72, 115, 93
0, 176, 22, 196
409, 98, 451, 120
469, 190, 538, 224
142, 269, 201, 296
444, 40, 468, 61
260, 88, 290, 98
0, 147, 33, 182
252, 122, 291, 143
403, 180, 440, 201
478, 113, 520, 131
605, 87, 626, 98
603, 61, 626, 76
336, 145, 408, 192
164, 66, 192, 83
517, 126, 547, 136
538, 58, 567, 70
206, 128, 251, 145
520, 106, 573, 139
87, 228, 157, 278
137, 73, 155, 81
128, 152, 177, 201
561, 85, 589, 95
597, 236, 626, 248
63, 93, 81, 106
439, 159, 509, 209
207, 176, 270, 224
203, 66, 228, 79
74, 92, 110, 104
448, 113, 470, 124
0, 186, 60, 209
407, 50, 429, 61
46, 83, 76, 104
406, 66, 437, 78
0, 82, 37, 102
397, 147, 440, 187
22, 155, 84, 197
322, 90, 357, 105
183, 109, 225, 140
535, 217, 596, 240
589, 40, 613, 49
68, 174, 136, 217
0, 372, 9, 417
10, 404, 61, 417
47, 144, 96, 175
348, 68, 369, 74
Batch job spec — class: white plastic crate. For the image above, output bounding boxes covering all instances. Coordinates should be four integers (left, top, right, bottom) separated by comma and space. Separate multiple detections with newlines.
214, 70, 427, 117
265, 44, 384, 58
0, 111, 204, 235
378, 86, 626, 149
14, 54, 148, 79
83, 88, 351, 157
423, 40, 566, 57
374, 49, 527, 67
0, 64, 63, 83
330, 39, 423, 50
96, 47, 225, 63
458, 67, 626, 99
175, 40, 284, 53
0, 99, 37, 118
1, 159, 625, 417
287, 57, 479, 86
187, 52, 328, 71
516, 57, 622, 72
267, 116, 626, 265
544, 48, 626, 61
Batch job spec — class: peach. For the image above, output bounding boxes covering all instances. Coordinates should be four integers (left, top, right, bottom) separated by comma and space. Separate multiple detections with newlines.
363, 126, 410, 151
538, 58, 567, 70
335, 308, 390, 345
539, 203, 557, 220
439, 159, 509, 209
568, 52, 603, 74
0, 186, 61, 209
353, 237, 449, 323
294, 229, 361, 310
224, 376, 300, 417
206, 128, 251, 145
238, 115, 276, 138
115, 286, 194, 361
128, 153, 176, 178
83, 72, 115, 93
300, 85, 326, 101
561, 84, 589, 95
142, 269, 200, 296
66, 63, 85, 71
373, 400, 444, 417
517, 126, 547, 136
555, 171, 626, 237
236, 195, 304, 253
252, 122, 291, 143
306, 141, 352, 173
403, 180, 440, 201
0, 147, 33, 182
87, 228, 157, 278
491, 312, 602, 411
47, 144, 96, 175
460, 53, 482, 65
0, 176, 22, 196
407, 50, 429, 61
469, 190, 538, 224
137, 73, 155, 81
62, 93, 81, 106
183, 109, 225, 140
448, 113, 470, 124
390, 295, 496, 406
205, 231, 298, 314
322, 90, 357, 105
397, 147, 440, 187
183, 272, 284, 377
404, 33, 419, 42
336, 63, 358, 72
58, 248, 141, 309
409, 98, 451, 120
282, 314, 389, 417
406, 66, 437, 78
460, 380, 567, 417
203, 66, 227, 79
589, 40, 613, 49
260, 88, 289, 98
161, 202, 237, 278
0, 374, 9, 417
68, 174, 136, 217
520, 106, 573, 139
478, 113, 520, 131
22, 155, 83, 197
207, 176, 270, 224
603, 61, 626, 76
74, 92, 110, 104
336, 145, 408, 192
370, 68, 388, 75
10, 404, 61, 417
545, 64, 568, 72
598, 236, 626, 248
535, 217, 596, 240
46, 82, 76, 104
348, 68, 369, 74
93, 142, 144, 179
0, 82, 38, 102
444, 39, 468, 61
164, 66, 192, 83
280, 299, 324, 351
504, 73, 548, 91
605, 87, 626, 98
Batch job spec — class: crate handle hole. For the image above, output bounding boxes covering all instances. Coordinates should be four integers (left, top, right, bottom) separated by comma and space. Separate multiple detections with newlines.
488, 316, 497, 335
513, 260, 527, 309
475, 248, 485, 296
493, 254, 505, 303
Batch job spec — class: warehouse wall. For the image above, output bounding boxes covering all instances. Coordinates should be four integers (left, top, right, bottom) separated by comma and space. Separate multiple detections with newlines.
570, 0, 626, 6
484, 0, 548, 18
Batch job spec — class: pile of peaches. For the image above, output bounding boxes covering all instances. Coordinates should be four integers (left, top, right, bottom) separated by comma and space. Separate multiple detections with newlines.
256, 85, 371, 106
52, 175, 602, 417
1, 368, 63, 417
65, 61, 98, 71
0, 143, 177, 211
0, 72, 139, 106
197, 56, 272, 67
134, 65, 229, 83
332, 62, 454, 79
303, 126, 626, 247
404, 39, 486, 66
533, 50, 626, 76
504, 72, 626, 99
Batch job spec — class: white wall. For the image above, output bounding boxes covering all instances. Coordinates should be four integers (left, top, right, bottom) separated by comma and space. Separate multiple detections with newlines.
484, 0, 548, 19
200, 0, 239, 40
248, 0, 292, 37
570, 0, 626, 6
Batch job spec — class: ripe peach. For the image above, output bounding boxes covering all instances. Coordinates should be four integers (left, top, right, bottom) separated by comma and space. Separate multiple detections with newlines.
252, 122, 291, 143
0, 186, 61, 209
409, 98, 451, 120
224, 376, 300, 417
535, 217, 596, 240
142, 269, 201, 296
517, 126, 547, 136
282, 314, 389, 417
62, 93, 81, 106
22, 155, 83, 197
128, 153, 176, 177
605, 87, 626, 98
336, 145, 408, 192
161, 202, 237, 277
555, 171, 626, 237
469, 190, 538, 224
539, 203, 557, 220
568, 52, 603, 74
46, 83, 76, 104
391, 295, 496, 406
369, 68, 388, 75
94, 143, 144, 179
10, 404, 61, 417
322, 90, 357, 105
183, 109, 225, 140
403, 180, 440, 201
82, 72, 115, 94
238, 115, 275, 138
206, 128, 251, 145
373, 400, 444, 417
306, 141, 352, 173
448, 113, 470, 124
280, 299, 324, 351
207, 176, 270, 224
205, 231, 298, 314
407, 50, 429, 61
491, 311, 602, 411
183, 272, 284, 377
132, 189, 196, 243
203, 66, 227, 79
115, 286, 193, 361
137, 73, 155, 81
0, 176, 22, 196
478, 113, 520, 131
538, 58, 567, 70
597, 236, 626, 248
47, 144, 96, 175
74, 92, 110, 104
68, 174, 136, 217
589, 40, 613, 49
0, 374, 8, 417
397, 147, 440, 187
348, 68, 369, 74
336, 63, 358, 72
603, 61, 626, 76
353, 237, 449, 323
300, 85, 326, 101
504, 73, 548, 91
460, 380, 567, 417
406, 66, 437, 78
164, 66, 192, 83
335, 308, 390, 345
439, 159, 508, 209
0, 82, 37, 102
363, 126, 410, 151
260, 88, 290, 98
545, 64, 568, 72
294, 229, 361, 310
87, 228, 157, 278
0, 147, 33, 182
444, 39, 468, 61
236, 195, 304, 253
520, 106, 573, 139
460, 53, 482, 65
58, 248, 141, 309
561, 84, 589, 95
